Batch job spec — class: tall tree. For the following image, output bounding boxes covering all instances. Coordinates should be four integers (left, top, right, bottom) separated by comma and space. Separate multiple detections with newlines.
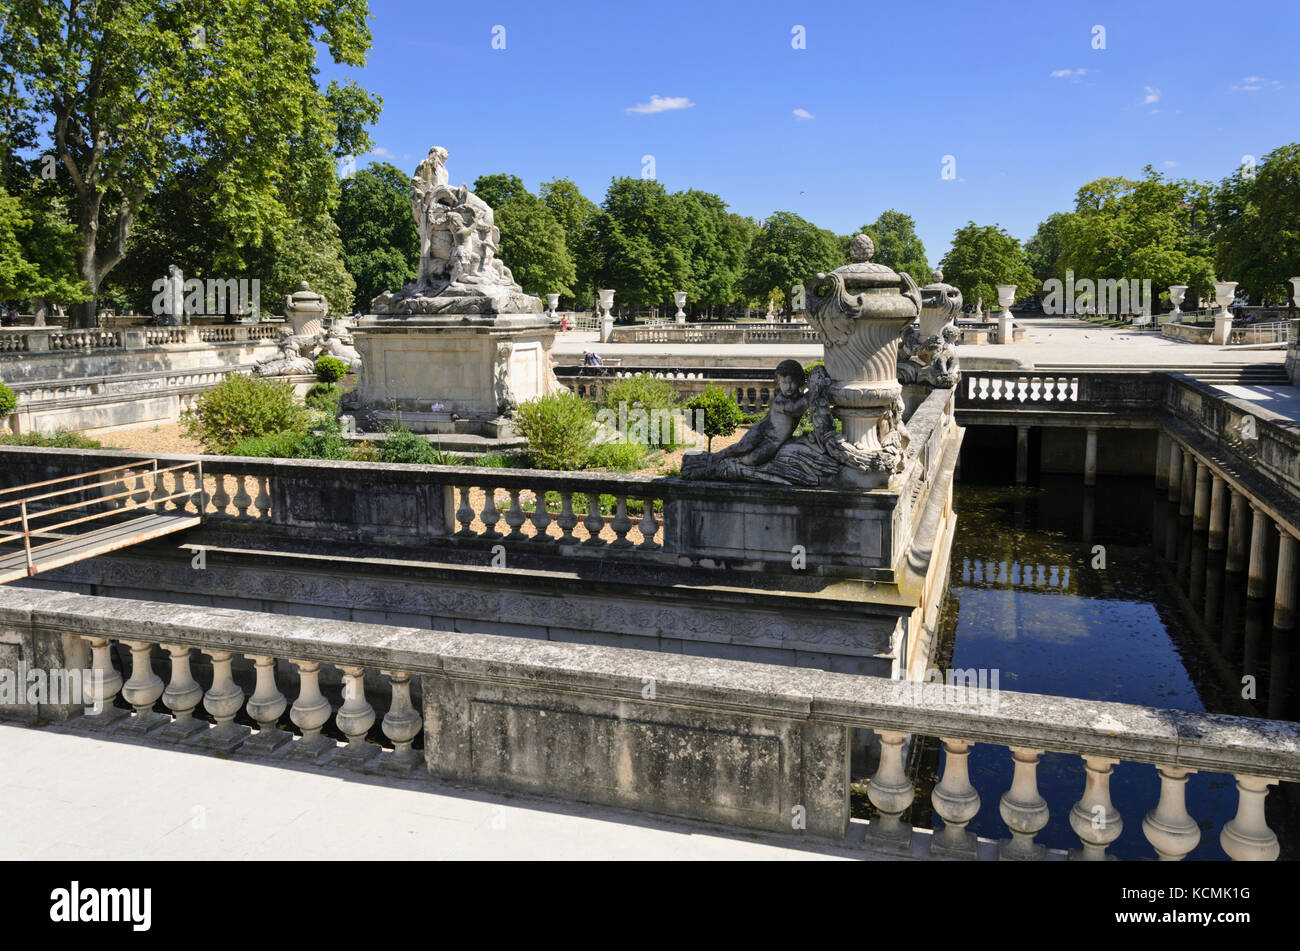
0, 0, 380, 326
472, 173, 529, 211
938, 222, 1035, 311
739, 211, 842, 314
1213, 143, 1300, 304
588, 177, 691, 310
335, 162, 418, 311
493, 192, 575, 298
539, 177, 599, 308
860, 210, 929, 283
1024, 211, 1069, 284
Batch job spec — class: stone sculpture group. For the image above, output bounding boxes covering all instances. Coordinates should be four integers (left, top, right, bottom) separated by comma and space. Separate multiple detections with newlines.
254, 282, 361, 378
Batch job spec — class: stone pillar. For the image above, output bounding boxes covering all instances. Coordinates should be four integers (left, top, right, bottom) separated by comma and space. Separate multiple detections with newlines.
1083, 427, 1098, 487
1179, 450, 1195, 517
1275, 529, 1297, 631
1192, 462, 1211, 532
1143, 766, 1200, 861
1015, 425, 1029, 485
1155, 431, 1170, 488
1226, 489, 1250, 571
1166, 441, 1182, 503
1247, 507, 1271, 599
1208, 475, 1227, 550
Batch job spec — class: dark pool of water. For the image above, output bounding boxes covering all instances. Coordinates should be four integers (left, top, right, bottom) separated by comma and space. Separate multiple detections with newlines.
921, 473, 1296, 860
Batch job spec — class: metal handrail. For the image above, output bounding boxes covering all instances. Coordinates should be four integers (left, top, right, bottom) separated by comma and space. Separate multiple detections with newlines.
0, 460, 194, 513
0, 460, 155, 498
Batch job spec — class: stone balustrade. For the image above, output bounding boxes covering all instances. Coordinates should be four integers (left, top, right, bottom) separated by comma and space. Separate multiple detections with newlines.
960, 558, 1073, 591
965, 374, 1080, 403
0, 323, 285, 355
609, 324, 822, 345
2, 585, 1294, 859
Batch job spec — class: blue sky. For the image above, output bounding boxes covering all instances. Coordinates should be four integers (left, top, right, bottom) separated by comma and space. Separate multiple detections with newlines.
322, 0, 1299, 263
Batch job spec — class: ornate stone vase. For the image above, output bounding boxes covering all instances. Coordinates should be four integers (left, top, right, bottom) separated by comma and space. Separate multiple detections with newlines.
804, 234, 921, 460
673, 291, 687, 323
546, 293, 559, 316
897, 269, 962, 388
1214, 281, 1238, 313
599, 289, 615, 317
1168, 285, 1187, 318
1290, 277, 1300, 307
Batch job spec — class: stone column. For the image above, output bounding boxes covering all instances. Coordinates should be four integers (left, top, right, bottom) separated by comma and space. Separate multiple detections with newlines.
1143, 766, 1200, 861
1083, 427, 1098, 487
1208, 475, 1227, 550
1247, 507, 1271, 599
1226, 489, 1250, 572
1192, 462, 1211, 532
1015, 425, 1029, 485
1166, 441, 1182, 503
1275, 528, 1297, 631
1155, 431, 1170, 488
1179, 449, 1195, 517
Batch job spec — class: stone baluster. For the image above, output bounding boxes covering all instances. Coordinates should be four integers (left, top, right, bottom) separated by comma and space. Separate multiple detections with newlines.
253, 476, 271, 516
529, 490, 552, 541
582, 492, 606, 546
243, 654, 291, 751
380, 670, 422, 771
159, 644, 207, 739
556, 492, 578, 542
119, 641, 167, 732
1142, 765, 1200, 861
866, 729, 914, 849
334, 666, 378, 764
150, 470, 168, 511
1220, 775, 1280, 861
609, 497, 634, 548
503, 490, 527, 537
637, 499, 661, 550
286, 660, 335, 759
232, 475, 253, 517
480, 488, 502, 540
81, 636, 126, 727
194, 649, 249, 751
999, 747, 1048, 860
455, 486, 475, 536
1068, 755, 1122, 860
210, 474, 231, 516
931, 737, 980, 856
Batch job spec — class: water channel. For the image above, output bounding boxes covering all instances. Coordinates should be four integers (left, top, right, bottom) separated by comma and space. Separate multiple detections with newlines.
919, 467, 1297, 860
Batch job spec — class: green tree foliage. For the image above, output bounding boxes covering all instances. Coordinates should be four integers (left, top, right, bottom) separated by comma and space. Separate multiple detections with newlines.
1054, 167, 1216, 302
0, 183, 87, 310
740, 211, 842, 313
493, 192, 576, 297
588, 177, 692, 309
0, 381, 16, 415
1024, 211, 1069, 284
335, 162, 418, 311
314, 355, 347, 383
514, 391, 597, 471
0, 0, 380, 326
1212, 144, 1300, 304
939, 222, 1036, 309
685, 384, 744, 451
860, 210, 929, 283
471, 173, 529, 211
539, 178, 599, 307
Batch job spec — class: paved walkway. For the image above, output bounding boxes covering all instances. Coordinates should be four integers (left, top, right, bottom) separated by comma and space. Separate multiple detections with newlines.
0, 722, 877, 860
555, 320, 1289, 369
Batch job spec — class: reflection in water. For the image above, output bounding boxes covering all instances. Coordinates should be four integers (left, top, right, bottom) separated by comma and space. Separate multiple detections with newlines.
926, 474, 1295, 860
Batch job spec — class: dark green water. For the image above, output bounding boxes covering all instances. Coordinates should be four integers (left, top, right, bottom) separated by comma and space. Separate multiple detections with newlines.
925, 474, 1296, 860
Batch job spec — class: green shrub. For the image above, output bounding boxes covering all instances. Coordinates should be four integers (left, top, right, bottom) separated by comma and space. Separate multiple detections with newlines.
685, 384, 745, 451
470, 452, 529, 468
378, 427, 438, 464
182, 374, 305, 454
314, 355, 348, 383
600, 374, 682, 448
293, 420, 352, 460
0, 429, 101, 449
0, 382, 16, 416
305, 382, 341, 412
515, 391, 597, 471
229, 430, 307, 459
585, 440, 646, 472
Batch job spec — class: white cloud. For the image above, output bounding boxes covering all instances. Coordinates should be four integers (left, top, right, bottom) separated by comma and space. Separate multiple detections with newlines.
1163, 160, 1177, 167
626, 94, 695, 114
1142, 86, 1161, 104
1231, 76, 1283, 92
1051, 68, 1086, 78
793, 108, 814, 120
366, 146, 398, 160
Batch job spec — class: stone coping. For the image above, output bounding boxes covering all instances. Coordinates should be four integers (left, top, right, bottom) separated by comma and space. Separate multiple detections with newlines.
5, 586, 1297, 780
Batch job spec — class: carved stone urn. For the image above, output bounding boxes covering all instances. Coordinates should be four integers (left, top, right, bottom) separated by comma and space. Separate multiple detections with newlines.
1290, 277, 1300, 308
804, 234, 921, 466
546, 293, 559, 317
599, 289, 615, 342
284, 281, 328, 337
673, 291, 687, 324
1168, 285, 1187, 319
995, 284, 1016, 344
920, 268, 963, 338
897, 269, 963, 388
1212, 281, 1238, 345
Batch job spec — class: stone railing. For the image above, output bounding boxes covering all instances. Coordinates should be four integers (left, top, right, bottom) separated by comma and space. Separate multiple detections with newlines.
0, 387, 957, 578
960, 558, 1074, 591
963, 374, 1081, 403
0, 323, 284, 355
3, 585, 1295, 859
956, 371, 1168, 415
1230, 321, 1296, 346
610, 324, 822, 345
559, 366, 779, 413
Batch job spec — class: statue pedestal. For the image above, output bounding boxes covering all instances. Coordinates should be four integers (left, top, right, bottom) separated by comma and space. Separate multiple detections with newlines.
1211, 313, 1233, 346
348, 312, 560, 436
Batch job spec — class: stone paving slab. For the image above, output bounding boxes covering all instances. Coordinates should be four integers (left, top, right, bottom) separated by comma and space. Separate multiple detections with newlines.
0, 722, 880, 860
